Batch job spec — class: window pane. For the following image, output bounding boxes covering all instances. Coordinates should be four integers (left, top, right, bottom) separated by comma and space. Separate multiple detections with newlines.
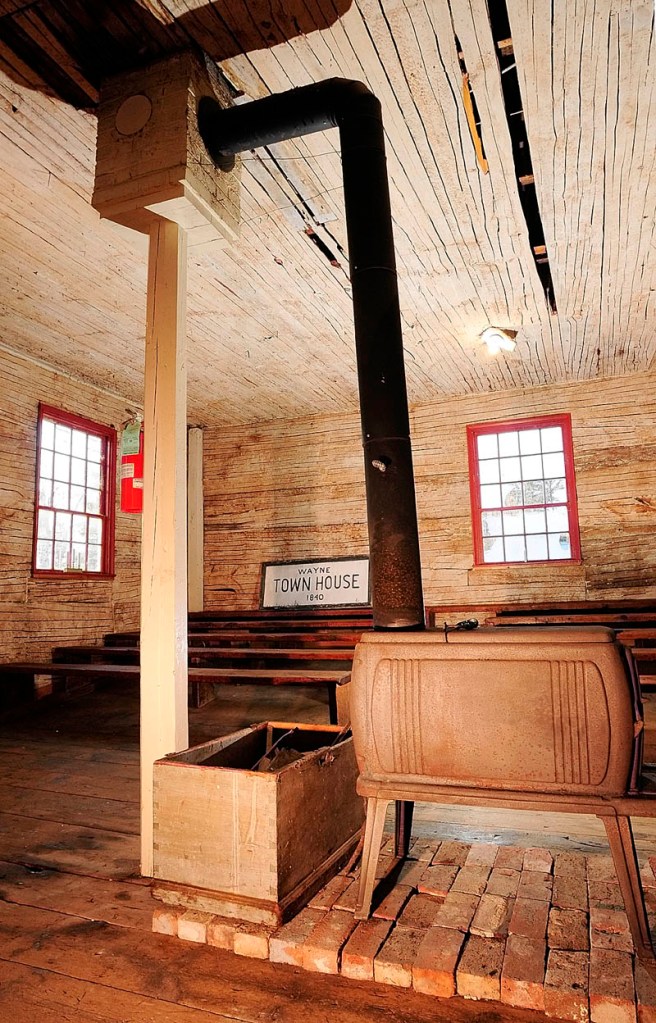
499, 431, 519, 456
545, 478, 567, 503
502, 509, 524, 535
70, 485, 85, 511
41, 419, 55, 449
88, 517, 103, 545
55, 512, 72, 541
482, 511, 503, 536
477, 434, 498, 459
479, 459, 500, 484
35, 539, 53, 569
72, 515, 87, 542
541, 426, 563, 452
524, 507, 546, 534
519, 429, 541, 455
39, 478, 53, 506
71, 430, 87, 458
501, 482, 522, 507
71, 544, 86, 571
40, 449, 53, 478
546, 505, 569, 532
86, 489, 101, 514
480, 484, 501, 509
37, 509, 54, 539
87, 461, 101, 489
523, 480, 545, 505
87, 545, 102, 572
549, 532, 571, 559
53, 481, 69, 509
543, 451, 565, 478
53, 452, 70, 482
521, 454, 543, 480
71, 457, 86, 485
526, 534, 548, 560
87, 435, 102, 462
500, 456, 521, 482
54, 423, 72, 454
482, 536, 505, 562
54, 541, 69, 570
498, 431, 519, 456
504, 535, 526, 561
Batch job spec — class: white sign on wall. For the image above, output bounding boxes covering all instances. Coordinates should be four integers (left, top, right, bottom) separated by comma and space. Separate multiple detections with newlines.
261, 557, 370, 609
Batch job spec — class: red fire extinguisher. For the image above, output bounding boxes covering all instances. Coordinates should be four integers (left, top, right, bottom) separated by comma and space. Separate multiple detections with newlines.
120, 418, 143, 514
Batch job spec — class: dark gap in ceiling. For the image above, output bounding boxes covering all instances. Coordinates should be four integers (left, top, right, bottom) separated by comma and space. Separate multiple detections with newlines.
305, 226, 341, 268
486, 0, 558, 313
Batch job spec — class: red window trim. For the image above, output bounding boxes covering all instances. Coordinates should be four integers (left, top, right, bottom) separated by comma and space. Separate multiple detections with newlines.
467, 413, 581, 567
32, 403, 117, 578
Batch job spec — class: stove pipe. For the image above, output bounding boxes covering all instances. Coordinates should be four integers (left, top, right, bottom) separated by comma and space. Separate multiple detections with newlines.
199, 78, 424, 629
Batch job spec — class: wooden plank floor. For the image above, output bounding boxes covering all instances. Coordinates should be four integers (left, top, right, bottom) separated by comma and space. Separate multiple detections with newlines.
1, 682, 655, 1022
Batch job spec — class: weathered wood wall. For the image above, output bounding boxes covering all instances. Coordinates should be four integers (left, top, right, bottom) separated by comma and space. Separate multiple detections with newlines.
204, 371, 656, 610
0, 347, 141, 660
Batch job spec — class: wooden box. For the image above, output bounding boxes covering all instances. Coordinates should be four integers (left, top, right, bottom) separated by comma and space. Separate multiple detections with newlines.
152, 722, 363, 925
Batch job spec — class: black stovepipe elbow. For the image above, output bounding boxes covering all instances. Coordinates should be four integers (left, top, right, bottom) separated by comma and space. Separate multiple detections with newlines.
199, 78, 424, 630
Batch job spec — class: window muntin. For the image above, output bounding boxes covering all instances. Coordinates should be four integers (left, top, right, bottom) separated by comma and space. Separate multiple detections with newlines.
467, 415, 581, 565
33, 405, 116, 576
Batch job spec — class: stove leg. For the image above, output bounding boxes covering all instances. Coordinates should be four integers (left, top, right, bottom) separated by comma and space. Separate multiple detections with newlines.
394, 799, 414, 858
355, 796, 389, 920
602, 813, 654, 961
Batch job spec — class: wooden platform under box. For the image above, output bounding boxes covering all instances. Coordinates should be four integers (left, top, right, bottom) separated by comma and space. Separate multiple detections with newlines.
152, 722, 363, 925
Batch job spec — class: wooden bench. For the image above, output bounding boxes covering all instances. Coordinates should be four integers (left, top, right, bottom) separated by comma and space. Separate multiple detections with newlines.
0, 662, 349, 722
103, 629, 365, 649
52, 645, 354, 672
427, 601, 656, 690
186, 618, 372, 633
428, 600, 656, 629
189, 607, 373, 622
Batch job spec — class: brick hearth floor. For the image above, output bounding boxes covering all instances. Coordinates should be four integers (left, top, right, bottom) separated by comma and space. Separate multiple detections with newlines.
153, 837, 656, 1021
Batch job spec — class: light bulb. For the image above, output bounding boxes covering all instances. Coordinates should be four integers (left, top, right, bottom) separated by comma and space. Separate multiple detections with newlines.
480, 327, 517, 355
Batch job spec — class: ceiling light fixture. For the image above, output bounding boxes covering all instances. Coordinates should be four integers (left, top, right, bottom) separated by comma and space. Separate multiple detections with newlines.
480, 326, 517, 355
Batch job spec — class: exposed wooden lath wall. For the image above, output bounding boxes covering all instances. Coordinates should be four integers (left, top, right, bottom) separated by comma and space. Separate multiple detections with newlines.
0, 1, 654, 426
203, 369, 656, 612
0, 347, 141, 661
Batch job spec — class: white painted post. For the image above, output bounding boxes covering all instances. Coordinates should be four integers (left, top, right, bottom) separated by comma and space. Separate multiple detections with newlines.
140, 217, 189, 876
187, 427, 204, 613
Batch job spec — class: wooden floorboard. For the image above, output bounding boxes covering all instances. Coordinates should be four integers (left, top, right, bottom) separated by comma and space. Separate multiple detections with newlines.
0, 679, 654, 1021
0, 861, 152, 929
0, 755, 139, 801
0, 811, 139, 879
0, 784, 139, 833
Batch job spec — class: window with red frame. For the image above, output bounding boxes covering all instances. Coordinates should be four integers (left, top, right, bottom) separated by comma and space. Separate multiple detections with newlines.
467, 414, 581, 565
33, 405, 116, 576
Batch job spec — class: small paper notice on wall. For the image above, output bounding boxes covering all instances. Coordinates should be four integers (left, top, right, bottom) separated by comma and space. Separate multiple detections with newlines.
121, 420, 141, 455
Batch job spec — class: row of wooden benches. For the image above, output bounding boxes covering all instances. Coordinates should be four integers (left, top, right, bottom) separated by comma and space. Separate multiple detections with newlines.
3, 601, 656, 721
1, 608, 375, 722
427, 600, 656, 688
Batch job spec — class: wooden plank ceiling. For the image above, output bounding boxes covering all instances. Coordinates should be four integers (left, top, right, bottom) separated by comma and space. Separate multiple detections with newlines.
0, 0, 654, 426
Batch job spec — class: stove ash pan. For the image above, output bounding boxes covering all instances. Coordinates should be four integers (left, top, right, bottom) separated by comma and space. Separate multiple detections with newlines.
350, 626, 640, 799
